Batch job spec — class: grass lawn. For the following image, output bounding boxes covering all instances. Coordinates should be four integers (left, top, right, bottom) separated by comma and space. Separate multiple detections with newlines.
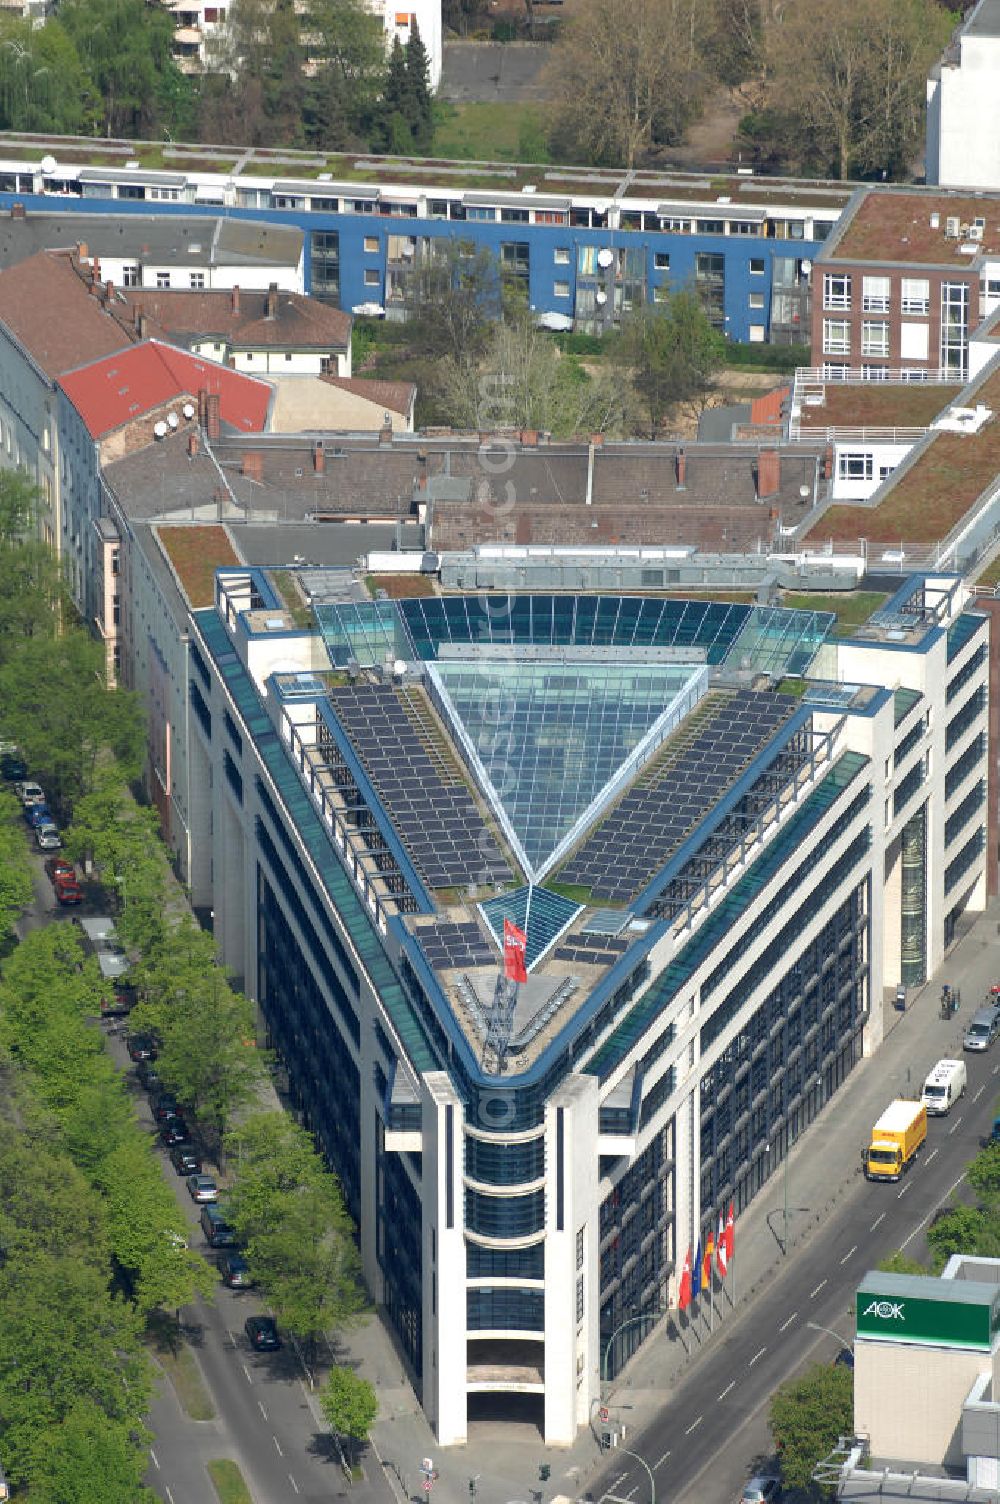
152, 1340, 215, 1422
975, 553, 1000, 588
432, 102, 547, 162
207, 1459, 254, 1504
781, 590, 888, 634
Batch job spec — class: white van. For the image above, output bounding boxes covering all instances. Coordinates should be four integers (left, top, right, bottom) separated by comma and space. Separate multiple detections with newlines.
921, 1059, 967, 1115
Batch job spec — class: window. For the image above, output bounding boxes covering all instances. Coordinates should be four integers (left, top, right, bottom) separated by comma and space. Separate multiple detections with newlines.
123, 264, 140, 287
653, 284, 669, 302
284, 351, 293, 361
901, 277, 929, 315
837, 453, 874, 481
823, 319, 851, 354
697, 218, 725, 234
652, 251, 669, 271
749, 292, 764, 309
576, 1227, 584, 1270
729, 219, 760, 236
156, 272, 171, 289
900, 322, 929, 360
363, 236, 378, 253
823, 272, 851, 310
861, 321, 889, 357
500, 242, 530, 281
862, 275, 890, 312
750, 258, 765, 273
364, 269, 380, 286
576, 1276, 584, 1323
351, 199, 376, 214
941, 281, 971, 377
554, 281, 570, 297
189, 272, 205, 290
500, 207, 529, 223
466, 206, 496, 222
554, 246, 570, 264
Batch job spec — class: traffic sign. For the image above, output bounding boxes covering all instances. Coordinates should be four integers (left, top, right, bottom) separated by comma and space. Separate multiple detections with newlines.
421, 1459, 435, 1475
424, 1483, 433, 1492
599, 1406, 609, 1424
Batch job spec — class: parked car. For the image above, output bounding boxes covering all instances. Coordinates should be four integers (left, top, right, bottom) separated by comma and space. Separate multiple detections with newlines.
16, 781, 45, 806
0, 751, 26, 781
160, 1116, 190, 1147
152, 1094, 180, 1123
45, 856, 75, 884
187, 1174, 218, 1204
54, 878, 84, 906
127, 1034, 158, 1063
136, 1061, 162, 1092
964, 1007, 1000, 1053
34, 822, 61, 851
201, 1204, 237, 1248
219, 1252, 253, 1288
739, 1479, 781, 1504
244, 1315, 281, 1352
169, 1144, 201, 1175
24, 803, 53, 828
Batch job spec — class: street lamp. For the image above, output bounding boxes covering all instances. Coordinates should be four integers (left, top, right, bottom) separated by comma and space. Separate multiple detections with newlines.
601, 1305, 664, 1394
616, 1446, 655, 1504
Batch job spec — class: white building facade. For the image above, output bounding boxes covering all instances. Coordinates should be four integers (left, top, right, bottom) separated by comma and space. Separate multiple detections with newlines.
927, 0, 1000, 190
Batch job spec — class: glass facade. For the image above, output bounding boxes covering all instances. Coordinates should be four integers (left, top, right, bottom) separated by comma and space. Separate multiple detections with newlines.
900, 805, 927, 986
310, 229, 340, 304
479, 886, 582, 971
376, 1117, 423, 1376
599, 1123, 674, 1378
431, 659, 703, 876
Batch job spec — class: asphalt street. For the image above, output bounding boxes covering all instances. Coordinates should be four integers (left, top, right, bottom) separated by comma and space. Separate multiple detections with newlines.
589, 1054, 999, 1504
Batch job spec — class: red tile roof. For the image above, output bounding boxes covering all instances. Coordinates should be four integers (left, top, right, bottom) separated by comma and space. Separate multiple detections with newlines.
59, 340, 272, 438
0, 249, 135, 377
124, 288, 351, 350
321, 375, 416, 417
749, 385, 789, 426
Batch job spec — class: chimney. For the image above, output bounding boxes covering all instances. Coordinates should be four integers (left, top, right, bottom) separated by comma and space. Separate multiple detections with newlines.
379, 417, 393, 445
231, 284, 240, 316
187, 431, 199, 458
137, 314, 148, 339
312, 440, 325, 474
105, 278, 114, 303
77, 240, 88, 261
823, 443, 834, 481
198, 388, 208, 426
756, 449, 781, 499
92, 256, 101, 283
205, 392, 221, 442
520, 429, 538, 447
241, 451, 263, 481
675, 448, 687, 490
9, 202, 24, 220
266, 281, 278, 319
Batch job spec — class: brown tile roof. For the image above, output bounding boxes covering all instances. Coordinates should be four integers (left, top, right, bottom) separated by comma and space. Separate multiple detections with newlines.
321, 376, 416, 417
829, 187, 1000, 265
124, 288, 351, 350
806, 364, 1000, 546
0, 249, 135, 377
796, 383, 963, 431
430, 502, 781, 553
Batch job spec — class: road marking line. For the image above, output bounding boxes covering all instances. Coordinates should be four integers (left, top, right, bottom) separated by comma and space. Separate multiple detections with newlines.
258, 1400, 268, 1420
901, 1172, 968, 1249
926, 1149, 939, 1164
149, 1449, 160, 1471
165, 1490, 175, 1504
778, 1313, 797, 1333
870, 1213, 885, 1230
242, 1364, 252, 1384
226, 1328, 239, 1350
809, 1280, 827, 1298
718, 1381, 736, 1399
974, 1086, 985, 1102
684, 1417, 702, 1436
949, 1117, 963, 1135
839, 1245, 857, 1264
608, 1475, 627, 1492
749, 1347, 766, 1367
947, 1174, 965, 1195
653, 1452, 671, 1471
624, 1488, 638, 1500
273, 1435, 284, 1457
897, 1183, 911, 1198
993, 1065, 999, 1076
288, 1478, 300, 1497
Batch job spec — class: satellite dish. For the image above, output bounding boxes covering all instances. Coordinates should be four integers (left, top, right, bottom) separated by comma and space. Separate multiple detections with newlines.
595, 290, 607, 305
181, 402, 195, 420
597, 247, 614, 268
153, 420, 168, 439
40, 154, 56, 175
392, 658, 407, 679
167, 412, 179, 429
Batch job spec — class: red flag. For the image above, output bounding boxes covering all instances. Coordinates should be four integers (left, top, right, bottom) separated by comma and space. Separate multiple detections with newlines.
716, 1211, 727, 1278
701, 1229, 714, 1292
503, 919, 527, 983
677, 1245, 692, 1312
725, 1200, 735, 1262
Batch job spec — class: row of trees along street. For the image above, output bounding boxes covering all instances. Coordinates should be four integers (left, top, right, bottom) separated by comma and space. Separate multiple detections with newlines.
0, 472, 376, 1496
359, 250, 729, 439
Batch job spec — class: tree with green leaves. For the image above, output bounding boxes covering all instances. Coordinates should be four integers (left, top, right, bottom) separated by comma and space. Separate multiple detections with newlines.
403, 20, 433, 152
27, 1398, 157, 1504
303, 0, 386, 150
57, 0, 187, 137
319, 1368, 378, 1467
967, 1141, 1000, 1203
0, 16, 100, 135
876, 1250, 926, 1275
0, 631, 144, 822
927, 1202, 1000, 1267
378, 34, 412, 152
0, 469, 64, 665
0, 788, 31, 947
64, 773, 167, 953
769, 1362, 853, 1491
616, 289, 725, 438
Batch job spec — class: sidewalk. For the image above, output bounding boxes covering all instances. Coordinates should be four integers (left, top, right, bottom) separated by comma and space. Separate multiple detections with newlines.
344, 896, 1000, 1504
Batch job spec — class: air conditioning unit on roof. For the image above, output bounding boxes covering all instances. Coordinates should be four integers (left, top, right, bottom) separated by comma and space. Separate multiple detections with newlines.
945, 215, 961, 237
969, 222, 984, 240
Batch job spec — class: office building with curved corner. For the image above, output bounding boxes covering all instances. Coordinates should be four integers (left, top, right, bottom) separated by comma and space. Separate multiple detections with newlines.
187, 568, 988, 1444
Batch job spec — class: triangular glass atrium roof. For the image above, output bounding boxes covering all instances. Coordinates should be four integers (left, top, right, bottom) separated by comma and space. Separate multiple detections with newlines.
428, 657, 705, 880
480, 886, 583, 972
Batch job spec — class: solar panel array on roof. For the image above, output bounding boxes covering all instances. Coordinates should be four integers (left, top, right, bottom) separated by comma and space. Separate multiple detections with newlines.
414, 920, 495, 971
328, 684, 510, 890
558, 690, 795, 904
552, 932, 630, 965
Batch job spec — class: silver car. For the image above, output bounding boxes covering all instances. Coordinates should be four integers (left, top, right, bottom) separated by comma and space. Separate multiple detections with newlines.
35, 823, 61, 851
964, 1007, 1000, 1052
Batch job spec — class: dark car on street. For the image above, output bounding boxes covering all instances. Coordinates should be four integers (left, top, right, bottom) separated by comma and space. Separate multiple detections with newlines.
152, 1093, 180, 1123
169, 1145, 201, 1175
245, 1315, 281, 1352
160, 1116, 190, 1147
136, 1060, 161, 1091
127, 1034, 158, 1063
0, 751, 26, 781
219, 1252, 253, 1288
